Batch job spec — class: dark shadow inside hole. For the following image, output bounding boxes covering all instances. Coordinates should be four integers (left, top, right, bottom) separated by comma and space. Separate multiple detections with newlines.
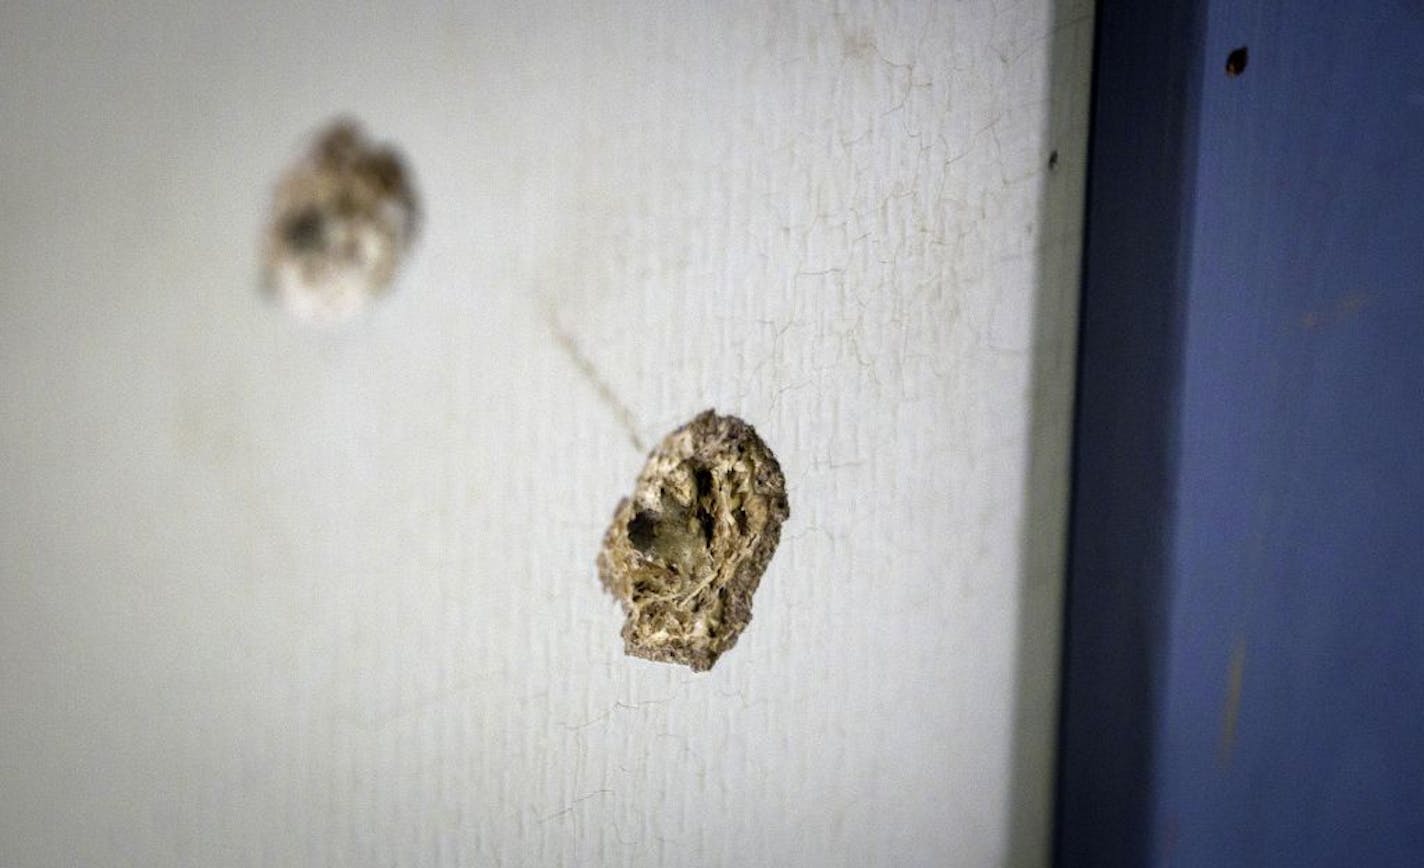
733, 508, 749, 535
691, 466, 716, 545
696, 504, 715, 547
1226, 46, 1248, 76
627, 511, 657, 552
283, 208, 326, 252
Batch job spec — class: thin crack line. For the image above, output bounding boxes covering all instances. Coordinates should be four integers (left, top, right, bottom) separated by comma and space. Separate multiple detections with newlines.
545, 310, 645, 453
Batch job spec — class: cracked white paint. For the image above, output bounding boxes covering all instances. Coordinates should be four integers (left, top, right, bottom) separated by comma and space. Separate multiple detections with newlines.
0, 1, 1092, 865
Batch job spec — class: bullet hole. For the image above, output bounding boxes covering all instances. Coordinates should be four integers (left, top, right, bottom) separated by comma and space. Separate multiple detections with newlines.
1226, 46, 1249, 77
262, 119, 419, 324
1048, 150, 1059, 171
597, 410, 789, 672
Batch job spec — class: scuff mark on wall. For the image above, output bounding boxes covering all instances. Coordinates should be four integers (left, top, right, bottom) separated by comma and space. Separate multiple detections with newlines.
1299, 291, 1371, 331
1219, 637, 1247, 765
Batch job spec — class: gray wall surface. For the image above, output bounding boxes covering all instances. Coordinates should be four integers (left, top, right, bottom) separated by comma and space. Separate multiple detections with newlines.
0, 2, 1092, 864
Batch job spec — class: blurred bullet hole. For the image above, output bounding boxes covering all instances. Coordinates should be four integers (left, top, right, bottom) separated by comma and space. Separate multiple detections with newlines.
1226, 46, 1249, 77
262, 119, 420, 324
1048, 150, 1059, 171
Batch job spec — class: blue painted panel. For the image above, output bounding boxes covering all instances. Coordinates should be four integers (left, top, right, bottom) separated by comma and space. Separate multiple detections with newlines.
1059, 2, 1424, 866
1155, 4, 1424, 866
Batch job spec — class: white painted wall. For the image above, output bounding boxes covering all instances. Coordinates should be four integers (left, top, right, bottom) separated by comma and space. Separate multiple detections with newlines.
0, 1, 1092, 865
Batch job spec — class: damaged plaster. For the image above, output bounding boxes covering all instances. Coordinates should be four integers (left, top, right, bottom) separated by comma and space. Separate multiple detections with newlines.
598, 411, 789, 671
